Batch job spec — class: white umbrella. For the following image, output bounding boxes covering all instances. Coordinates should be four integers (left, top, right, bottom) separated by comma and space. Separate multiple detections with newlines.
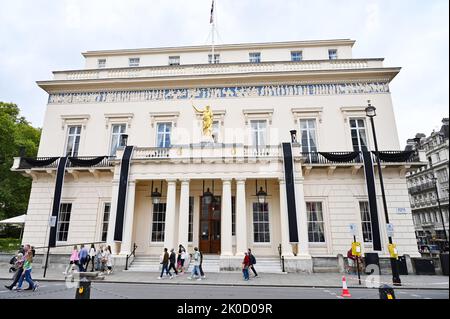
0, 214, 26, 241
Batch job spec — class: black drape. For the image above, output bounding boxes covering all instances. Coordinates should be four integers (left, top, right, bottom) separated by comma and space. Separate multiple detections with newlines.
68, 156, 106, 167
374, 151, 414, 163
282, 143, 299, 243
48, 157, 68, 247
114, 146, 134, 241
362, 151, 382, 251
319, 152, 360, 163
23, 157, 59, 167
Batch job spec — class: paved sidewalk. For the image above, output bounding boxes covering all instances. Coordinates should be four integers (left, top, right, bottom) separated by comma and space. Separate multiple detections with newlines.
0, 268, 448, 290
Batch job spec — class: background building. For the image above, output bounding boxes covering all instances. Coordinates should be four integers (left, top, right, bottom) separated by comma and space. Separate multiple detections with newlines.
406, 118, 449, 248
12, 39, 425, 272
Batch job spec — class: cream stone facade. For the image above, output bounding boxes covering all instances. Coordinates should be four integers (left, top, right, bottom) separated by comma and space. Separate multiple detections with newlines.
12, 39, 425, 272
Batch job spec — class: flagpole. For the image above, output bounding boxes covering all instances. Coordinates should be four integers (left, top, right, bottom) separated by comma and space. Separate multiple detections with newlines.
210, 0, 215, 63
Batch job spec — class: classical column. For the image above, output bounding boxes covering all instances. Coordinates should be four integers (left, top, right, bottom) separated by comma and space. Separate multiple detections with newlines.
177, 179, 190, 250
106, 180, 119, 254
221, 178, 233, 256
235, 178, 248, 256
279, 179, 294, 256
120, 180, 136, 255
294, 178, 310, 256
163, 179, 177, 251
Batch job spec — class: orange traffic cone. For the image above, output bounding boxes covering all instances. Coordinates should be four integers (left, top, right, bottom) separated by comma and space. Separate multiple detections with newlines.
341, 276, 352, 297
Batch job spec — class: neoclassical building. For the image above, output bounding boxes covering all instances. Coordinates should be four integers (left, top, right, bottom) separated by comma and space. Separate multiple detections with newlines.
13, 39, 425, 272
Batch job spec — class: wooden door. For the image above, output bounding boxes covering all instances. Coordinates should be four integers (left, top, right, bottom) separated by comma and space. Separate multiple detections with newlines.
199, 196, 221, 254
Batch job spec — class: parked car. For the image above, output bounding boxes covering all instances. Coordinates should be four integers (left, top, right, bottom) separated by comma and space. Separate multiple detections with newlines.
419, 244, 441, 254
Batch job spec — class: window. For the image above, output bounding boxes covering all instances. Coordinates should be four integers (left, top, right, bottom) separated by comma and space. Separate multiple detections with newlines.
208, 54, 220, 64
306, 202, 325, 242
232, 196, 236, 236
98, 59, 106, 68
359, 202, 373, 243
188, 197, 194, 242
156, 122, 172, 148
250, 120, 267, 147
291, 51, 303, 62
151, 203, 167, 242
249, 52, 261, 63
101, 203, 111, 242
300, 119, 317, 153
350, 119, 368, 152
168, 56, 180, 66
110, 124, 127, 156
253, 202, 270, 243
212, 121, 220, 143
65, 125, 81, 157
129, 58, 140, 67
328, 49, 338, 60
57, 203, 72, 242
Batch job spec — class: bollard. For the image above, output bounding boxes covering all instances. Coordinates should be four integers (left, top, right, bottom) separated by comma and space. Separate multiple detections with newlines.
75, 277, 91, 299
379, 284, 396, 300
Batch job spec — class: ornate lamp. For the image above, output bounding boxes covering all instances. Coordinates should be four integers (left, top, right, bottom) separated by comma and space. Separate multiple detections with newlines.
255, 179, 269, 204
290, 130, 298, 144
202, 180, 215, 205
365, 100, 376, 118
151, 181, 162, 205
121, 134, 129, 147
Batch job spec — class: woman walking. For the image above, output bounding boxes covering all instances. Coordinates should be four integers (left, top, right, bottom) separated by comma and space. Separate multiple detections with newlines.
64, 245, 79, 275
16, 250, 39, 291
85, 244, 96, 272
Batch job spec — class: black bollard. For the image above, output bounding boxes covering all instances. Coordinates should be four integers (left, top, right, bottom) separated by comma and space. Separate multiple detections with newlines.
379, 284, 396, 299
75, 278, 91, 299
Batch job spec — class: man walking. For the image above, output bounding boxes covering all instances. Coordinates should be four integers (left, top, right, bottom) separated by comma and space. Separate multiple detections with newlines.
168, 248, 178, 276
188, 247, 202, 281
199, 248, 205, 279
158, 248, 173, 279
78, 244, 89, 272
248, 248, 258, 277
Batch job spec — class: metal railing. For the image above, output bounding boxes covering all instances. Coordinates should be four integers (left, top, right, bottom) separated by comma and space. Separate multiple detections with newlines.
19, 157, 60, 169
66, 156, 114, 168
301, 152, 362, 164
125, 243, 138, 271
17, 156, 114, 169
409, 182, 436, 195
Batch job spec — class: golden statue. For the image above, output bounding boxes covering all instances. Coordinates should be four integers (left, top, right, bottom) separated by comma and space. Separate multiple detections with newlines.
192, 101, 214, 137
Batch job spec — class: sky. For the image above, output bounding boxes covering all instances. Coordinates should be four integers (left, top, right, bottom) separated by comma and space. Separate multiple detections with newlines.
0, 0, 448, 147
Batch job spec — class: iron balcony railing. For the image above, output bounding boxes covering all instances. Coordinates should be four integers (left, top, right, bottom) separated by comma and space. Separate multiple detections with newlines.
409, 182, 436, 195
301, 151, 422, 165
17, 156, 114, 169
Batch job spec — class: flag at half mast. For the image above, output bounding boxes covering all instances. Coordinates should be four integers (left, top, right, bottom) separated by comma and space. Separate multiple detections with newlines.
210, 0, 215, 24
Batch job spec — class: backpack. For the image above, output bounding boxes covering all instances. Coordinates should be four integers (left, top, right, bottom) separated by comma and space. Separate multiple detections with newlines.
250, 254, 256, 265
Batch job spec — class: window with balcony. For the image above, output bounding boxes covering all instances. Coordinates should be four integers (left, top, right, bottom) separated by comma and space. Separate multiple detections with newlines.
129, 57, 140, 67
328, 49, 338, 60
208, 54, 220, 64
307, 202, 325, 243
350, 119, 368, 152
65, 125, 81, 157
300, 119, 317, 154
168, 56, 180, 66
110, 124, 127, 156
57, 203, 72, 242
291, 51, 303, 62
98, 59, 106, 69
156, 122, 172, 148
250, 120, 267, 147
249, 52, 261, 63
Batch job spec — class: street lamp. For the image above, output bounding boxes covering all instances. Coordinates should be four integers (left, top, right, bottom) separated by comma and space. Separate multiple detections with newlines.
365, 100, 402, 286
290, 130, 298, 144
428, 158, 449, 250
151, 181, 162, 205
255, 179, 269, 204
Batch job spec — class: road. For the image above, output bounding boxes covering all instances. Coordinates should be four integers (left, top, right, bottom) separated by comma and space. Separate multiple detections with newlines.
0, 280, 448, 299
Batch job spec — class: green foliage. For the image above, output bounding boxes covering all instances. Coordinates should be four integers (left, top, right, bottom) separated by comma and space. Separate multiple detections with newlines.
0, 102, 41, 221
0, 238, 21, 253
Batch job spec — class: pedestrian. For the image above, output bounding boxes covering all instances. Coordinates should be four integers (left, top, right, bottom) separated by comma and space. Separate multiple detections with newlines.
199, 248, 205, 279
168, 248, 178, 276
158, 248, 173, 279
188, 247, 201, 281
242, 252, 250, 281
85, 244, 96, 272
4, 252, 24, 290
248, 248, 258, 277
16, 250, 39, 292
64, 245, 79, 275
95, 245, 103, 271
105, 245, 113, 274
177, 244, 186, 273
78, 244, 89, 272
347, 248, 356, 274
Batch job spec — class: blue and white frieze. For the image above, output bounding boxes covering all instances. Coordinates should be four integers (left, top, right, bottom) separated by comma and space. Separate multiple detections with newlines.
48, 82, 390, 104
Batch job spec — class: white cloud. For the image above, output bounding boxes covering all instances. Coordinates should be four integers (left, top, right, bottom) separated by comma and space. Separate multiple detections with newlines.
0, 0, 448, 147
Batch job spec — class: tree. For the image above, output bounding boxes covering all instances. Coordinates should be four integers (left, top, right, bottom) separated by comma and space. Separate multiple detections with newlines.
0, 102, 41, 220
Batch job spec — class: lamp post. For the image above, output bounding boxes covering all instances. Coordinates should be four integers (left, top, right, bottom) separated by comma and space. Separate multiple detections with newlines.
428, 158, 449, 249
365, 100, 402, 286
